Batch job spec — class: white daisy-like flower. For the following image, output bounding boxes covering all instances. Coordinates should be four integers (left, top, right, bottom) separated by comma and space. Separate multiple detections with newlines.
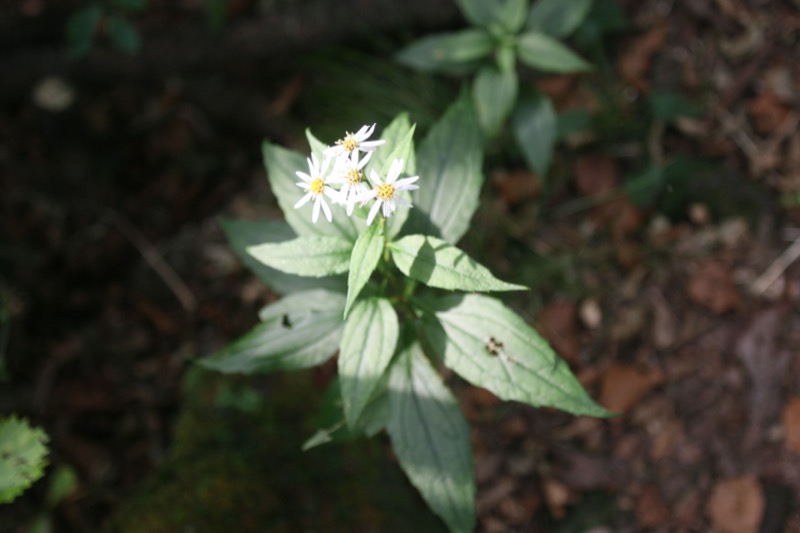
325, 124, 386, 159
336, 150, 373, 216
294, 153, 341, 223
362, 158, 419, 226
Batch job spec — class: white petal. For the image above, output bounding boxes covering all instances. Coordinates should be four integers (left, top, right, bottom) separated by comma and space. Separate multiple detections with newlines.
366, 200, 382, 226
357, 150, 373, 169
323, 186, 339, 200
320, 198, 333, 222
360, 139, 386, 151
312, 198, 321, 223
386, 158, 404, 183
296, 171, 312, 182
395, 196, 412, 208
368, 169, 383, 187
382, 199, 393, 217
294, 192, 313, 209
357, 123, 374, 140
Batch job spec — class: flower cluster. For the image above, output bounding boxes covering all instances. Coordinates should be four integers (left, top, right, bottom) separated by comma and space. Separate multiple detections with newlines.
294, 124, 420, 225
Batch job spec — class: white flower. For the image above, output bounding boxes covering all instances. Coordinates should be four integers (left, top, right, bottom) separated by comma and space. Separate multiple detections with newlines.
336, 151, 373, 216
325, 124, 386, 159
294, 153, 341, 223
362, 158, 419, 226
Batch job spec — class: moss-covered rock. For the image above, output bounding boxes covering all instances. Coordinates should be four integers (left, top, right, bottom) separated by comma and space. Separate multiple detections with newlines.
103, 368, 444, 532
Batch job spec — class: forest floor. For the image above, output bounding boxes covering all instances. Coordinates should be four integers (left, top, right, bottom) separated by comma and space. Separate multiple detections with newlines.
2, 0, 800, 531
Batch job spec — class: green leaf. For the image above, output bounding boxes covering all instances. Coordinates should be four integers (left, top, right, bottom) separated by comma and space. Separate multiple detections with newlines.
0, 416, 49, 504
387, 341, 475, 533
370, 113, 416, 177
218, 218, 344, 295
512, 89, 557, 178
339, 298, 399, 428
421, 294, 612, 417
492, 0, 529, 34
648, 89, 702, 123
106, 16, 141, 54
624, 164, 664, 207
303, 377, 390, 451
390, 235, 526, 292
305, 128, 328, 161
406, 93, 484, 244
368, 115, 418, 239
495, 43, 517, 74
66, 5, 101, 58
396, 30, 493, 73
345, 222, 385, 318
527, 0, 593, 37
200, 290, 345, 374
263, 142, 364, 241
472, 65, 518, 137
517, 31, 592, 72
247, 236, 352, 277
556, 108, 593, 140
454, 0, 497, 27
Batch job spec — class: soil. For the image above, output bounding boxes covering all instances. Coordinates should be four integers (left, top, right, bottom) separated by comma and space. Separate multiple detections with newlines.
2, 0, 800, 531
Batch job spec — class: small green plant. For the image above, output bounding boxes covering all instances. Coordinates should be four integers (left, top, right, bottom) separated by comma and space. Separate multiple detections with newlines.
66, 0, 147, 57
0, 416, 49, 504
396, 0, 594, 181
205, 95, 610, 531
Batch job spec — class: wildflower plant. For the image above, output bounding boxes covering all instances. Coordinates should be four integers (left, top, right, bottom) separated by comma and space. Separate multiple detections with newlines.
205, 95, 610, 532
396, 0, 594, 181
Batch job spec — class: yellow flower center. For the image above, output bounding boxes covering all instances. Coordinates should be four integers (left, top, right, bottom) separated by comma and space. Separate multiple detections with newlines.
376, 183, 395, 201
346, 169, 362, 185
338, 135, 358, 152
310, 178, 325, 194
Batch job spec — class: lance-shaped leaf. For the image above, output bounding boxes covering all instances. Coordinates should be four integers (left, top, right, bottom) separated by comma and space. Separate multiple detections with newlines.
390, 235, 526, 292
491, 0, 528, 34
370, 113, 417, 177
305, 128, 328, 161
526, 0, 594, 37
472, 65, 518, 138
263, 142, 364, 241
339, 298, 399, 429
396, 29, 493, 73
387, 341, 475, 533
455, 0, 497, 27
219, 218, 345, 295
421, 294, 612, 417
517, 31, 592, 73
247, 236, 352, 277
200, 290, 346, 374
374, 121, 417, 239
302, 378, 391, 451
512, 89, 557, 179
345, 222, 384, 318
407, 93, 484, 244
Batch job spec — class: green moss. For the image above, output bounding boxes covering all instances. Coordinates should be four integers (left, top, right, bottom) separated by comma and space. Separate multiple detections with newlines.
104, 368, 444, 532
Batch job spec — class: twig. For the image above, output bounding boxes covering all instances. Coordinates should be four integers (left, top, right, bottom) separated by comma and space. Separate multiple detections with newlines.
752, 236, 800, 295
103, 210, 197, 313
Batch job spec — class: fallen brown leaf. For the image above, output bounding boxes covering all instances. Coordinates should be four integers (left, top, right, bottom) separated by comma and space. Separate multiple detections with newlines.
748, 90, 792, 135
687, 260, 741, 313
706, 476, 765, 533
636, 484, 670, 528
537, 301, 581, 363
782, 396, 800, 453
600, 363, 665, 413
491, 169, 540, 209
617, 25, 668, 92
574, 155, 619, 197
